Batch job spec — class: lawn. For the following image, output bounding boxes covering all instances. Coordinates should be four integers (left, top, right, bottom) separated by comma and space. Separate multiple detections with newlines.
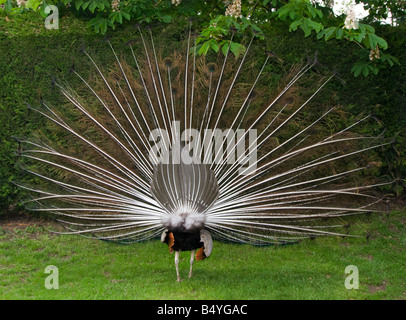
0, 209, 405, 300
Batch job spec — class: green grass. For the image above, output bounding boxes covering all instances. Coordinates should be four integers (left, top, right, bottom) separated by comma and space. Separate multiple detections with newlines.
0, 209, 405, 300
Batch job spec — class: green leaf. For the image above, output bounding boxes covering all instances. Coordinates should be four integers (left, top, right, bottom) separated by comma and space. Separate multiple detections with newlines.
225, 16, 233, 28
230, 42, 246, 59
82, 0, 90, 11
380, 53, 400, 67
356, 32, 365, 43
121, 12, 131, 21
369, 33, 379, 49
376, 36, 388, 50
88, 16, 114, 34
300, 19, 311, 37
111, 12, 123, 24
351, 61, 380, 78
289, 18, 303, 32
315, 7, 323, 19
316, 28, 325, 40
75, 0, 84, 10
322, 26, 336, 41
306, 3, 317, 19
210, 40, 219, 53
232, 20, 241, 30
222, 42, 230, 56
390, 55, 400, 66
88, 0, 98, 13
351, 62, 366, 77
37, 2, 47, 17
161, 15, 172, 23
359, 23, 375, 34
306, 18, 323, 33
251, 24, 263, 34
276, 6, 290, 19
198, 41, 210, 56
195, 37, 204, 45
335, 28, 343, 40
370, 65, 379, 75
363, 33, 387, 50
25, 0, 42, 11
362, 65, 370, 77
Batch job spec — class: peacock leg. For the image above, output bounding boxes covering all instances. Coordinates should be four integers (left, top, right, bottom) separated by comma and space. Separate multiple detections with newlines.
175, 250, 181, 282
189, 250, 195, 279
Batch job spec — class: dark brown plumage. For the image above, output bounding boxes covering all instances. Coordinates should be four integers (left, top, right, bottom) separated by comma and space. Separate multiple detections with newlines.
164, 231, 204, 253
161, 229, 212, 281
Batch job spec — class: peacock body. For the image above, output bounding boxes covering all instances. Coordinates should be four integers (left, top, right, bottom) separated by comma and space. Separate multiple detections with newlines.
17, 24, 389, 281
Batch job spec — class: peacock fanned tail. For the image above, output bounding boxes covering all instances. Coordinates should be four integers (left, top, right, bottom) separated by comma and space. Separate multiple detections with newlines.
17, 24, 391, 245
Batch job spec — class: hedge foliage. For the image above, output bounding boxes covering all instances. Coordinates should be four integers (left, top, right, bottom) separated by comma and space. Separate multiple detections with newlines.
0, 11, 405, 215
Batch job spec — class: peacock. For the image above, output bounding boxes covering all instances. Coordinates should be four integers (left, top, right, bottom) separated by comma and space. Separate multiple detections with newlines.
16, 24, 391, 282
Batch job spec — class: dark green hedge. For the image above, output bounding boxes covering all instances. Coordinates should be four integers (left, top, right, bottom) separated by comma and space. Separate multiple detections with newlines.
0, 12, 405, 216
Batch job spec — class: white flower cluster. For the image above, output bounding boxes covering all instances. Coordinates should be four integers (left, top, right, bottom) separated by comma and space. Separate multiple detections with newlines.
369, 45, 380, 61
343, 5, 359, 30
111, 0, 119, 11
225, 0, 242, 19
16, 0, 27, 7
172, 0, 182, 6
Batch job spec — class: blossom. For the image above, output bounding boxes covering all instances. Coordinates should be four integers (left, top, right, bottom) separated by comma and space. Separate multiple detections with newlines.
111, 0, 119, 11
172, 0, 182, 6
343, 5, 359, 30
225, 0, 242, 19
369, 45, 380, 61
16, 0, 27, 7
